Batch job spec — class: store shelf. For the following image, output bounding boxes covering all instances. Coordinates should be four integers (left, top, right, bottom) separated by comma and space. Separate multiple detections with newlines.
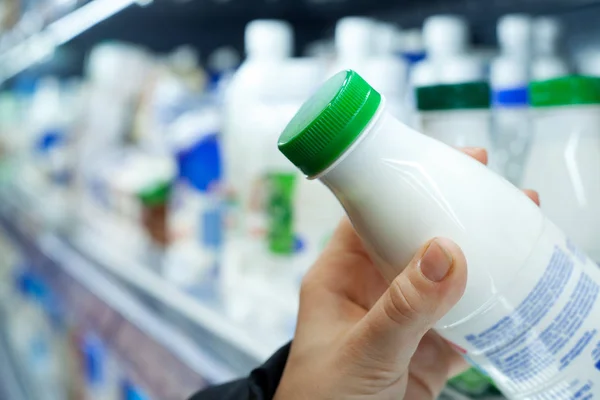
77, 232, 288, 360
0, 183, 504, 400
0, 308, 36, 400
0, 185, 263, 399
0, 0, 139, 82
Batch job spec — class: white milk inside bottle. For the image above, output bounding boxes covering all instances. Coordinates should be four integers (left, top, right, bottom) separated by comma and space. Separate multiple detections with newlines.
278, 70, 600, 399
522, 75, 600, 264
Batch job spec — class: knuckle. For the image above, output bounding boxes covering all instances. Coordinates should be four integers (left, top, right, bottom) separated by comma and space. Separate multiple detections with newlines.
384, 277, 423, 325
299, 273, 315, 297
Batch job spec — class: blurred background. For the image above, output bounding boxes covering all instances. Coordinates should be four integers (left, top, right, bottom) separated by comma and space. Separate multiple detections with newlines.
0, 0, 599, 399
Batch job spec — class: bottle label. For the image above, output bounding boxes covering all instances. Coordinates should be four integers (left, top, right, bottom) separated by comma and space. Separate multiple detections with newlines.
265, 172, 296, 255
440, 221, 600, 398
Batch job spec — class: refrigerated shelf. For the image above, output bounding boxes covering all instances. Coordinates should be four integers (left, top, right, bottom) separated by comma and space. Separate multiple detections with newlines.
0, 0, 139, 82
0, 184, 253, 398
0, 307, 37, 400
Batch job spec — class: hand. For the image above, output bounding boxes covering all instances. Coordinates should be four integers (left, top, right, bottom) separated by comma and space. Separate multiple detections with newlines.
275, 148, 540, 400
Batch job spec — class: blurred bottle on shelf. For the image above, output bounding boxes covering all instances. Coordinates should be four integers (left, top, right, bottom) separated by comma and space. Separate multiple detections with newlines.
81, 333, 121, 400
20, 77, 75, 227
223, 19, 293, 241
398, 28, 426, 66
206, 46, 241, 94
437, 54, 485, 85
417, 81, 493, 152
497, 14, 533, 72
222, 55, 343, 333
422, 14, 470, 72
363, 57, 406, 120
135, 45, 206, 155
122, 380, 150, 400
363, 21, 407, 121
406, 15, 474, 127
164, 105, 222, 294
522, 76, 600, 263
330, 17, 374, 77
490, 57, 531, 186
532, 16, 569, 80
7, 270, 67, 400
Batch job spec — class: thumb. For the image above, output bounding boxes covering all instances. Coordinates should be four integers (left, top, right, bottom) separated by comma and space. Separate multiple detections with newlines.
348, 238, 467, 370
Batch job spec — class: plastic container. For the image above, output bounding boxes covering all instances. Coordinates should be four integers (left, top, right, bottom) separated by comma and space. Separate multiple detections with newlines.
423, 15, 469, 62
437, 55, 485, 84
164, 106, 222, 291
222, 19, 293, 236
331, 17, 374, 76
497, 14, 533, 63
278, 70, 600, 399
490, 57, 531, 185
372, 22, 399, 56
399, 29, 426, 66
522, 76, 600, 263
222, 58, 342, 334
533, 17, 562, 58
532, 17, 568, 81
532, 56, 569, 81
363, 56, 407, 121
416, 81, 493, 150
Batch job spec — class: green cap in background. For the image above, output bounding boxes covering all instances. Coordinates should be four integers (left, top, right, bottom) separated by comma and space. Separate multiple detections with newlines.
529, 75, 600, 108
416, 82, 491, 111
138, 181, 172, 207
278, 70, 381, 177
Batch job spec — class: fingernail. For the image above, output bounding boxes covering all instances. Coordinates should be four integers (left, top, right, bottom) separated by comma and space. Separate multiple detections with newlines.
420, 239, 453, 282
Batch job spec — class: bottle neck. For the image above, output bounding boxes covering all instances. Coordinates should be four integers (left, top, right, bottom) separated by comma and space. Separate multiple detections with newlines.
311, 98, 388, 181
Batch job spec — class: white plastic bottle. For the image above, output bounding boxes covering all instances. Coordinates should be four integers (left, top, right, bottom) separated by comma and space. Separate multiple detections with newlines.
363, 58, 406, 121
372, 22, 399, 56
222, 19, 293, 237
522, 75, 600, 263
398, 29, 426, 66
532, 17, 569, 80
423, 15, 469, 63
9, 272, 66, 400
330, 17, 374, 77
222, 58, 343, 333
497, 14, 533, 67
406, 16, 473, 128
437, 55, 485, 84
278, 70, 600, 399
490, 57, 531, 185
416, 81, 493, 150
164, 106, 222, 292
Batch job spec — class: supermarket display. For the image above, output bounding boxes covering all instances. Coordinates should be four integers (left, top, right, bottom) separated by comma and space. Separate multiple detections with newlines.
0, 2, 599, 399
278, 69, 600, 398
522, 75, 600, 263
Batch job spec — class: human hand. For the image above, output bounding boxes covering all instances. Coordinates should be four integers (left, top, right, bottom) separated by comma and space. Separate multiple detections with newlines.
274, 148, 540, 400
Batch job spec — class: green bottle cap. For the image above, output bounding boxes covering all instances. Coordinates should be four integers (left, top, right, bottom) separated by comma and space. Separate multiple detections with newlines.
416, 82, 491, 111
278, 70, 382, 177
138, 181, 171, 207
529, 75, 600, 107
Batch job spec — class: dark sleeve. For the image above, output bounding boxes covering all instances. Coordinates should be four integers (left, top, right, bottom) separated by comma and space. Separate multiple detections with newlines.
189, 342, 291, 400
